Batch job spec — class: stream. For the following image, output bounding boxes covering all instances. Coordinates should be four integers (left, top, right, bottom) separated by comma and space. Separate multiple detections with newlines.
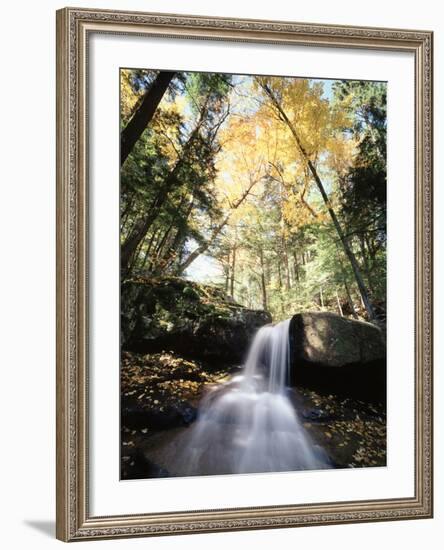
153, 319, 331, 476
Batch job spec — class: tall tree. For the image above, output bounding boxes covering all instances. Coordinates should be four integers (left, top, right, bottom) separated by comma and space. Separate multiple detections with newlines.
258, 78, 377, 321
121, 71, 175, 165
334, 81, 387, 313
120, 71, 232, 277
121, 114, 207, 272
119, 71, 386, 322
176, 174, 260, 274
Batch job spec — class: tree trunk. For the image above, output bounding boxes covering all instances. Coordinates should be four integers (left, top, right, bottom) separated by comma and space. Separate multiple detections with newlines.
283, 241, 291, 290
344, 279, 358, 319
293, 252, 300, 283
259, 248, 268, 311
335, 245, 359, 319
315, 175, 376, 320
121, 71, 175, 165
230, 244, 237, 297
151, 224, 175, 271
151, 194, 190, 270
261, 83, 377, 322
120, 195, 135, 231
163, 198, 195, 271
121, 120, 203, 275
176, 215, 229, 275
120, 183, 174, 273
177, 177, 260, 274
359, 233, 376, 293
128, 233, 147, 274
140, 231, 157, 271
225, 251, 231, 294
336, 289, 344, 316
277, 262, 285, 315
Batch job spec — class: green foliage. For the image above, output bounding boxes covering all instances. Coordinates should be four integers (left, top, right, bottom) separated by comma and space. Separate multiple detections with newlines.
120, 70, 232, 276
120, 70, 386, 323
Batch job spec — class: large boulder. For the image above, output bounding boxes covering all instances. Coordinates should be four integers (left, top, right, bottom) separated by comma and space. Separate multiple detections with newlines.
289, 312, 386, 403
121, 277, 271, 363
290, 312, 386, 367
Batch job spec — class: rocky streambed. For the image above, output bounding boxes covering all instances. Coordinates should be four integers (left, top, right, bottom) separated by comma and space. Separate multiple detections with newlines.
120, 277, 387, 480
121, 350, 386, 479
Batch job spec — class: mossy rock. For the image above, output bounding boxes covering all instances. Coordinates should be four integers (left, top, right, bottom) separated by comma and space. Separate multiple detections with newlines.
121, 277, 271, 364
289, 312, 387, 403
290, 312, 385, 367
182, 286, 200, 301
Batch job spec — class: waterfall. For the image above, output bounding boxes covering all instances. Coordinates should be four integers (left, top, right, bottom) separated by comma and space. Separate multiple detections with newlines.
242, 319, 292, 394
171, 319, 331, 476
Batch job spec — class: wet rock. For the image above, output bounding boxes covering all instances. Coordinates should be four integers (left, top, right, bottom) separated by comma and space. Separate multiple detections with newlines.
121, 448, 169, 480
121, 277, 271, 363
290, 312, 385, 367
122, 402, 197, 430
290, 312, 386, 403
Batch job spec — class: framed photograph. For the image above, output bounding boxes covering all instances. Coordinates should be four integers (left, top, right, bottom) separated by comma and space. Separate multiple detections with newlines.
56, 7, 433, 542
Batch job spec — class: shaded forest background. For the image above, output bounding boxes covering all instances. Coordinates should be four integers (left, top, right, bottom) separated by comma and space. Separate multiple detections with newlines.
120, 69, 387, 324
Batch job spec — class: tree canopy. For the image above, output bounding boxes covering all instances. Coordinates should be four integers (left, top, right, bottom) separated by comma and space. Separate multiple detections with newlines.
120, 69, 387, 324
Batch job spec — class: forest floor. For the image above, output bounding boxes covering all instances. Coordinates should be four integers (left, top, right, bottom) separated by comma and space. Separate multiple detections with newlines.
121, 351, 386, 479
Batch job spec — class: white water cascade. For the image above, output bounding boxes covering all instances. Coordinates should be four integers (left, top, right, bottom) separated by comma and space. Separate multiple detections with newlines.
172, 319, 331, 476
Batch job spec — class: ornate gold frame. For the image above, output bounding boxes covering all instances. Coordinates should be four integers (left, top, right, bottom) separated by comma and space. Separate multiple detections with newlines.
56, 7, 433, 542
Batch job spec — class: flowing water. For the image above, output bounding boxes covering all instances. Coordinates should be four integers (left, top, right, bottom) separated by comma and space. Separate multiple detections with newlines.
169, 319, 331, 476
